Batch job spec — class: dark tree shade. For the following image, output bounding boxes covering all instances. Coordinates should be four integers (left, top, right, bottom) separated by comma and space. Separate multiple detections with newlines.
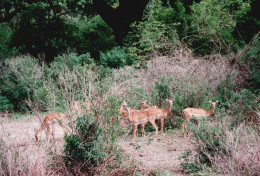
93, 0, 150, 44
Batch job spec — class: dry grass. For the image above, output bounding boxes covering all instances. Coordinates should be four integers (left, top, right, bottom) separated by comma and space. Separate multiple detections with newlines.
215, 125, 260, 176
0, 115, 65, 176
109, 53, 237, 103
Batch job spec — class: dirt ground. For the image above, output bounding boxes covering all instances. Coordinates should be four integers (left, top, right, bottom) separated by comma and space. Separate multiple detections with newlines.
118, 129, 196, 176
0, 115, 195, 175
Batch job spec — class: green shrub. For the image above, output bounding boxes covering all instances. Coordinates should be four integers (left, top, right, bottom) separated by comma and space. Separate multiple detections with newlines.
151, 77, 172, 107
76, 15, 117, 58
188, 0, 251, 55
180, 119, 228, 173
124, 0, 180, 62
100, 47, 134, 68
0, 95, 13, 112
215, 74, 259, 125
64, 97, 122, 174
242, 35, 260, 93
43, 53, 98, 111
64, 115, 103, 166
0, 56, 44, 111
49, 53, 94, 76
0, 24, 19, 60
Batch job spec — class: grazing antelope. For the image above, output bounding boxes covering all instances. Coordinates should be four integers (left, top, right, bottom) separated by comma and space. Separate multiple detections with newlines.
35, 112, 66, 142
126, 107, 158, 140
182, 100, 218, 137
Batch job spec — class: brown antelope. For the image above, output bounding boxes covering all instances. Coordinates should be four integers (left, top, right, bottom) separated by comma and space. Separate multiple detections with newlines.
120, 100, 156, 137
126, 107, 158, 140
119, 100, 138, 128
35, 112, 66, 142
182, 100, 219, 137
139, 100, 159, 137
143, 99, 173, 134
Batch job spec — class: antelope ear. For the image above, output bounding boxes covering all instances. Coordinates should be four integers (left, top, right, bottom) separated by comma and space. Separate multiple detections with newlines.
215, 100, 219, 103
208, 100, 212, 103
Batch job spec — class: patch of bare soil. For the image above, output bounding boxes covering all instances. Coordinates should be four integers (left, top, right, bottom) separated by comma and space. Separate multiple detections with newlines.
118, 131, 196, 175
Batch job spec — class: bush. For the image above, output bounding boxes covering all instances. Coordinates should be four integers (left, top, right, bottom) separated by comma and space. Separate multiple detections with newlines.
180, 121, 260, 175
76, 15, 117, 59
100, 47, 134, 68
64, 97, 122, 174
188, 0, 251, 55
216, 74, 259, 126
151, 77, 172, 107
64, 115, 103, 167
242, 35, 260, 93
0, 56, 44, 111
43, 53, 98, 111
0, 24, 19, 60
180, 119, 228, 174
124, 0, 180, 62
0, 95, 13, 112
0, 53, 98, 112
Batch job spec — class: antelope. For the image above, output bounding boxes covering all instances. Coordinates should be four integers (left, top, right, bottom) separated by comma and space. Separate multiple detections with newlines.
126, 107, 158, 140
120, 100, 157, 137
35, 112, 66, 142
119, 100, 132, 128
182, 100, 219, 137
139, 100, 159, 136
71, 101, 82, 115
143, 99, 173, 134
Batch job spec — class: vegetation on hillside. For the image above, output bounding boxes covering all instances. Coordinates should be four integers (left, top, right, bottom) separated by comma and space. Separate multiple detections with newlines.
0, 0, 259, 175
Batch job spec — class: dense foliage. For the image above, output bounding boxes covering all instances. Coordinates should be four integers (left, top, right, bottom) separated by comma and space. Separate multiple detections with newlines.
0, 0, 259, 175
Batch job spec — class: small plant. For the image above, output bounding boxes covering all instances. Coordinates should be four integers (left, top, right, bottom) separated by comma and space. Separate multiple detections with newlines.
135, 144, 141, 150
151, 77, 172, 107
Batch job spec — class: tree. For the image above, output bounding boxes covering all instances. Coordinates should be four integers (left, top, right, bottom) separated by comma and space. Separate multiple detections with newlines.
0, 0, 150, 60
93, 0, 150, 43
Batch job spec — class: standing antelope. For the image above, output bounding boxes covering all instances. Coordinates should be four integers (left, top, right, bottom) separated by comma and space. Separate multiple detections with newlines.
126, 107, 158, 140
143, 99, 173, 134
119, 100, 128, 127
139, 100, 159, 136
182, 100, 218, 137
35, 112, 66, 142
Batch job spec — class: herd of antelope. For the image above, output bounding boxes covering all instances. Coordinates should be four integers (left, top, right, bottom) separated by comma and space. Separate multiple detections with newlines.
35, 99, 218, 141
